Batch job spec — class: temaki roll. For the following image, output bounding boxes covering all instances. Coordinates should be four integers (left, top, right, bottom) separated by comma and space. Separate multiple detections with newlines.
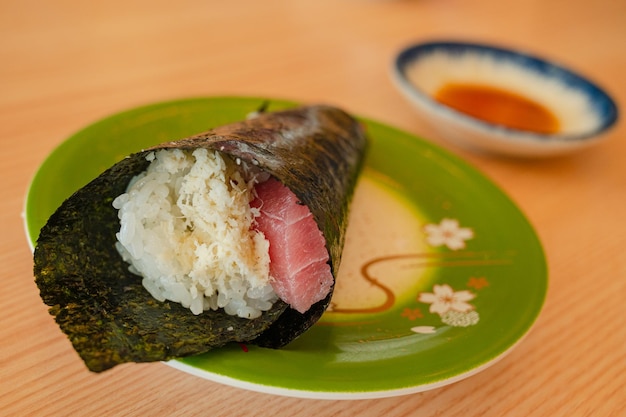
34, 104, 368, 372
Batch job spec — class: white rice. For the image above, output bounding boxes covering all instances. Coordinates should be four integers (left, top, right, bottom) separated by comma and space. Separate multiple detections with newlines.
112, 148, 277, 319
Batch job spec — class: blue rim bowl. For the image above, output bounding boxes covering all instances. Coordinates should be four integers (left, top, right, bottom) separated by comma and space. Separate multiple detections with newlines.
391, 40, 619, 157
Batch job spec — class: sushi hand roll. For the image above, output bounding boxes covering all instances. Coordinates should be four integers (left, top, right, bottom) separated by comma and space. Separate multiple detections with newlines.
34, 104, 368, 372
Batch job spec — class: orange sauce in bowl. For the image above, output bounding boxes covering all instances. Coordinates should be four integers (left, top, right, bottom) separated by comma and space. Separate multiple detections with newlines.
434, 83, 560, 134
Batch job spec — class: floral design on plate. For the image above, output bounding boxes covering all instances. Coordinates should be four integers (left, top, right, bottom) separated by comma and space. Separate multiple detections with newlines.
408, 219, 486, 333
418, 284, 476, 315
411, 280, 485, 332
423, 218, 474, 250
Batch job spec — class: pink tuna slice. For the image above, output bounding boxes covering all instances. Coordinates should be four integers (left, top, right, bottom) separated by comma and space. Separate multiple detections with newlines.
251, 178, 333, 314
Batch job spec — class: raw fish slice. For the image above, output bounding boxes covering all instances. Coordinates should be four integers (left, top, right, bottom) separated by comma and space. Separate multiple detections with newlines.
252, 178, 333, 313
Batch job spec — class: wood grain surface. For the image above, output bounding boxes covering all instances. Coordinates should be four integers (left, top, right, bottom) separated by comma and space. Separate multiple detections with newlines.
1, 1, 624, 416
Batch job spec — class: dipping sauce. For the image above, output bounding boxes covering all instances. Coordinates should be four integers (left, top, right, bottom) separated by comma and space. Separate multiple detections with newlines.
435, 83, 560, 134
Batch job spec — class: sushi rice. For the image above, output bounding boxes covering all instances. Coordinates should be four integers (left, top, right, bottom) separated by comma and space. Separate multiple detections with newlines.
112, 148, 277, 319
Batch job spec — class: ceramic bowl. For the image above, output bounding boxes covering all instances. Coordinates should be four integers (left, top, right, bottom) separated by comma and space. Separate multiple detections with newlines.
391, 40, 618, 157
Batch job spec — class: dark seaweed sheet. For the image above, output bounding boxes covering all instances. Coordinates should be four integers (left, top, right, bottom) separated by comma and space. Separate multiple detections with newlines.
34, 105, 368, 371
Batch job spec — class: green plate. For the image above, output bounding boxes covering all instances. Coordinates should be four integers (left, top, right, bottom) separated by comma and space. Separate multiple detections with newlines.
25, 97, 547, 399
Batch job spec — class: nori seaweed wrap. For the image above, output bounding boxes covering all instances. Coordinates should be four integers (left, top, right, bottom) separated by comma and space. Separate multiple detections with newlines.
33, 105, 368, 372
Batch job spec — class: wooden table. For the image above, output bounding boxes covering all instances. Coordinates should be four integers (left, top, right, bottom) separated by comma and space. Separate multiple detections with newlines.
2, 1, 624, 415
